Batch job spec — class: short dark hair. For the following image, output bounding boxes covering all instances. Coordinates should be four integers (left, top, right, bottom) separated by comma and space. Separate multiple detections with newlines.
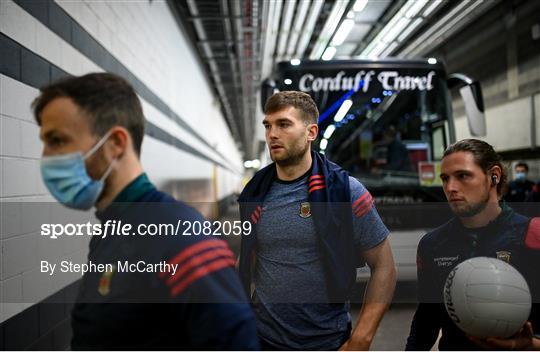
264, 91, 319, 124
32, 73, 145, 155
443, 139, 507, 196
515, 162, 529, 172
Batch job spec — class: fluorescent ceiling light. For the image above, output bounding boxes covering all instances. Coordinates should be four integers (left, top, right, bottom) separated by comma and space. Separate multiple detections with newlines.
428, 57, 437, 64
368, 42, 387, 58
295, 0, 324, 58
284, 78, 293, 85
285, 0, 310, 58
322, 46, 337, 61
320, 138, 328, 150
423, 0, 443, 17
244, 160, 253, 168
382, 17, 410, 43
323, 124, 336, 139
334, 99, 353, 122
399, 0, 485, 57
397, 18, 423, 42
405, 0, 428, 18
310, 1, 349, 59
360, 0, 433, 58
380, 41, 399, 57
353, 0, 368, 12
290, 58, 301, 65
276, 0, 297, 59
331, 19, 355, 46
251, 159, 261, 169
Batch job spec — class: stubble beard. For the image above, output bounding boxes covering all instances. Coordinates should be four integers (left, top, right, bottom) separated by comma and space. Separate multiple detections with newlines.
271, 141, 309, 167
451, 183, 491, 218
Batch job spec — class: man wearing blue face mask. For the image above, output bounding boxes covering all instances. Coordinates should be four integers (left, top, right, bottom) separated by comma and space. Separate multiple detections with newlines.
505, 162, 535, 202
40, 128, 116, 209
33, 73, 258, 349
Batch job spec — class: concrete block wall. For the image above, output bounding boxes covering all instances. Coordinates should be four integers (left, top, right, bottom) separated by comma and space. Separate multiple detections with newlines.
0, 0, 244, 348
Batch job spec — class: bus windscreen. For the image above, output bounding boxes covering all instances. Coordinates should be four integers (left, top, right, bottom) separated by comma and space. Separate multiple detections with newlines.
275, 63, 451, 189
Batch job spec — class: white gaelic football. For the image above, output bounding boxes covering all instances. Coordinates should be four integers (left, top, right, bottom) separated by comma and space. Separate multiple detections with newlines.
443, 257, 531, 338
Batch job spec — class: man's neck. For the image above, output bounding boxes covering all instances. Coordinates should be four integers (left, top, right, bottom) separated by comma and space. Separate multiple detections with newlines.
96, 159, 144, 211
276, 151, 312, 181
460, 199, 502, 228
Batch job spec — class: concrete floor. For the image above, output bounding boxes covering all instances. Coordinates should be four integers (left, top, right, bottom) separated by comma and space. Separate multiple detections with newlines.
349, 281, 421, 350
352, 303, 417, 350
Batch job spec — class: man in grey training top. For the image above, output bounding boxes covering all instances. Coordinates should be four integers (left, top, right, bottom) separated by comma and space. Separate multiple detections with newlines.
238, 91, 397, 350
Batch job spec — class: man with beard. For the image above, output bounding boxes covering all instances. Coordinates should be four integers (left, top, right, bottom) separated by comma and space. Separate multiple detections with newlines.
33, 73, 258, 349
238, 91, 396, 350
406, 139, 540, 350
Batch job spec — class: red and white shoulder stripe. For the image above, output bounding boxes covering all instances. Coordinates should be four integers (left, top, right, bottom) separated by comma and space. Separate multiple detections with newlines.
352, 191, 374, 218
308, 174, 325, 193
159, 239, 236, 297
251, 205, 262, 224
525, 217, 540, 250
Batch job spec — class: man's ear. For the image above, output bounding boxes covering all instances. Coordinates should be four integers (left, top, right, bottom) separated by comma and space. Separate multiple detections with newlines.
307, 123, 319, 142
106, 127, 130, 159
489, 165, 502, 184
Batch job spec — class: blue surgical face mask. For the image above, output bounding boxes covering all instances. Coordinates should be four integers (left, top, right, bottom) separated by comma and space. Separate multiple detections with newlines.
515, 172, 527, 181
41, 131, 116, 210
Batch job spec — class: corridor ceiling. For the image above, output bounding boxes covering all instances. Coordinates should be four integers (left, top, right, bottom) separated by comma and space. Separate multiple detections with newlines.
170, 0, 500, 160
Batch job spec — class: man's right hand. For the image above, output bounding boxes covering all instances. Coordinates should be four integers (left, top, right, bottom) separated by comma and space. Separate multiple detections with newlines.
468, 322, 539, 350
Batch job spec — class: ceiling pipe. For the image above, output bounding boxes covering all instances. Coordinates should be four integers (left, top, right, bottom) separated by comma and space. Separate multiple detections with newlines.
259, 0, 273, 75
295, 0, 324, 59
186, 0, 241, 145
231, 0, 249, 147
261, 0, 283, 79
221, 0, 243, 140
399, 0, 499, 57
248, 0, 261, 159
285, 0, 311, 59
276, 0, 298, 61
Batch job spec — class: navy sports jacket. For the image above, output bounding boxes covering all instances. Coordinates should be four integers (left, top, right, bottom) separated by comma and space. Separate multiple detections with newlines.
71, 174, 259, 350
237, 151, 364, 303
406, 204, 540, 350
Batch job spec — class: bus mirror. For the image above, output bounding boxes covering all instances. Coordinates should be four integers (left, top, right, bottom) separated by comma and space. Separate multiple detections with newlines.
447, 73, 486, 137
260, 79, 277, 111
460, 82, 486, 137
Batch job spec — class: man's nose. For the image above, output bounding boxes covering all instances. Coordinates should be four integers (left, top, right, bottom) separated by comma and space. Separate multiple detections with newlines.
445, 178, 459, 193
267, 126, 278, 139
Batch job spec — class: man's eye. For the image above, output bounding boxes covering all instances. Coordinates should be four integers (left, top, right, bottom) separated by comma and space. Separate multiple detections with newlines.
49, 137, 65, 146
459, 174, 469, 180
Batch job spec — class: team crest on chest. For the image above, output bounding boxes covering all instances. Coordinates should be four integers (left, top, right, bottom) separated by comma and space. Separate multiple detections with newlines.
98, 265, 116, 296
299, 202, 311, 218
496, 251, 511, 263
